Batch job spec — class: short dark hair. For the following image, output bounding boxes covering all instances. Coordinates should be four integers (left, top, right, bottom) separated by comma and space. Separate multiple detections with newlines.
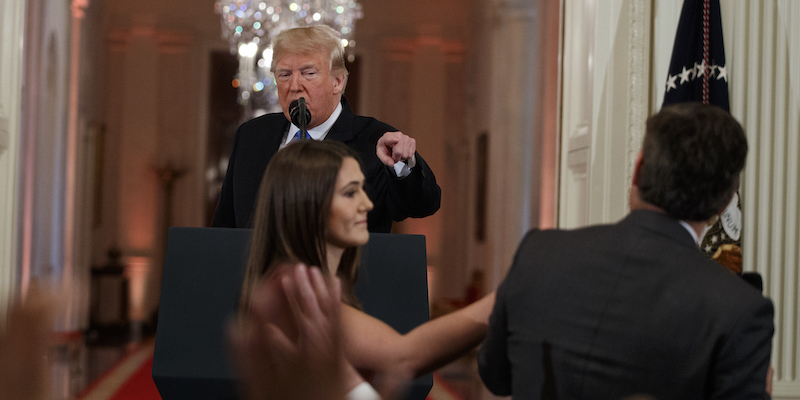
638, 103, 748, 221
241, 140, 362, 310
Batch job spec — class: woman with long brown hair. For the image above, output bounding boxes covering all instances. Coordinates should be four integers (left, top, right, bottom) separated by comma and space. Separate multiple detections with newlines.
240, 140, 494, 395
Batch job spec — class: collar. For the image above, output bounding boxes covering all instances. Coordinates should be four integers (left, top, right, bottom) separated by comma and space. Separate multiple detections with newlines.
678, 220, 701, 245
621, 210, 700, 251
285, 102, 343, 144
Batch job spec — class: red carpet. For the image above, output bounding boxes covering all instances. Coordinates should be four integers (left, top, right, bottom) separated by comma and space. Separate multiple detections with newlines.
78, 341, 159, 400
77, 339, 460, 400
99, 360, 460, 400
107, 356, 161, 400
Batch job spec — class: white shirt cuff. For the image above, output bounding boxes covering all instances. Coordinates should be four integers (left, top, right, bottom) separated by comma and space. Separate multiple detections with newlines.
393, 161, 412, 178
346, 382, 382, 400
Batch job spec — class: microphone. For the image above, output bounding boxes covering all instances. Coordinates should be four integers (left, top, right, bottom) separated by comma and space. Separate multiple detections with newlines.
289, 97, 312, 139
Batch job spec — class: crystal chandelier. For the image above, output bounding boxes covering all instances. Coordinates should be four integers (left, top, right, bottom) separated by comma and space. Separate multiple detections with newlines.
215, 0, 363, 113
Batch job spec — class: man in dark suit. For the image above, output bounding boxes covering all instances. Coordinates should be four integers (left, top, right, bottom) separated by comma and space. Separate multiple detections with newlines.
479, 103, 774, 399
212, 26, 440, 232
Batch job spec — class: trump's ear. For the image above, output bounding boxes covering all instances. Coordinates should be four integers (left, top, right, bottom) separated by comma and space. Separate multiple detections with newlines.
332, 71, 346, 96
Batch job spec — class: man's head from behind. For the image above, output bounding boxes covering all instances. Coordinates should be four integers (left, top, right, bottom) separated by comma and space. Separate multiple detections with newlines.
270, 26, 348, 129
635, 103, 748, 221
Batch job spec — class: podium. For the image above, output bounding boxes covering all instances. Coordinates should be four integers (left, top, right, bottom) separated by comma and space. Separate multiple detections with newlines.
152, 227, 432, 400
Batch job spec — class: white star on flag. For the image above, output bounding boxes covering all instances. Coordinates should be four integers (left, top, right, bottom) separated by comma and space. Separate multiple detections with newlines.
695, 60, 708, 78
666, 74, 678, 92
679, 66, 693, 84
708, 65, 717, 78
717, 65, 728, 82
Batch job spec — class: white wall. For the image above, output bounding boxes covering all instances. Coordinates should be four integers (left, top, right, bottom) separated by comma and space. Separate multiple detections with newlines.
559, 0, 651, 229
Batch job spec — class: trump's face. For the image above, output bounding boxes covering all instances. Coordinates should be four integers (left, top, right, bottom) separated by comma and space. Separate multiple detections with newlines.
274, 51, 345, 129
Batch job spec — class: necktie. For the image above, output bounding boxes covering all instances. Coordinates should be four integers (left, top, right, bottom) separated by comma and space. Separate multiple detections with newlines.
291, 130, 311, 142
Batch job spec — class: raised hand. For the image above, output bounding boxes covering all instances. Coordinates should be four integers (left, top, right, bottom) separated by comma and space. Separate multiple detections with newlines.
229, 263, 364, 400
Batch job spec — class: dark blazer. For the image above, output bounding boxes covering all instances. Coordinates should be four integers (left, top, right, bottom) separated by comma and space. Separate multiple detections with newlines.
479, 210, 774, 400
211, 98, 441, 233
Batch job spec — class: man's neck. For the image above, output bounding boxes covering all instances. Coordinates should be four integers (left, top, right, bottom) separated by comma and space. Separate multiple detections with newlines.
631, 202, 706, 242
307, 97, 342, 130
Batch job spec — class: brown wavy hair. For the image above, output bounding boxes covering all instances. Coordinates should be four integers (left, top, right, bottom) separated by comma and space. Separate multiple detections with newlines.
240, 140, 362, 310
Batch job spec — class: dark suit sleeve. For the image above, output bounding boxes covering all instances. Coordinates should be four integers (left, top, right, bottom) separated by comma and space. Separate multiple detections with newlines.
479, 285, 512, 396
712, 296, 774, 399
211, 126, 240, 228
383, 151, 441, 221
478, 230, 541, 396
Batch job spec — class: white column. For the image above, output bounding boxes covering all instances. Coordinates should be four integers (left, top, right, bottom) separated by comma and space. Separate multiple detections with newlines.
61, 0, 89, 333
485, 0, 541, 287
0, 0, 27, 318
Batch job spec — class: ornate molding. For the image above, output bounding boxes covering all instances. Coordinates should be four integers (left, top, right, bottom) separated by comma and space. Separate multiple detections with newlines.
108, 28, 192, 53
626, 0, 652, 196
382, 36, 465, 63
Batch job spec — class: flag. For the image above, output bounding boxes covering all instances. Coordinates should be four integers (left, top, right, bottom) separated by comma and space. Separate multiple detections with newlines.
662, 0, 743, 274
663, 0, 729, 110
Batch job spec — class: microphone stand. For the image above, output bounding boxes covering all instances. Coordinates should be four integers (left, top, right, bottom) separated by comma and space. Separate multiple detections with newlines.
298, 97, 308, 139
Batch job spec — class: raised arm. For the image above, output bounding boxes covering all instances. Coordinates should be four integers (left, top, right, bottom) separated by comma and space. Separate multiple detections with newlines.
341, 292, 495, 381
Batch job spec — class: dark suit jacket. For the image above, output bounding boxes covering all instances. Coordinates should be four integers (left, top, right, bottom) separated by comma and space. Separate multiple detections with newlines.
211, 98, 441, 233
479, 210, 774, 400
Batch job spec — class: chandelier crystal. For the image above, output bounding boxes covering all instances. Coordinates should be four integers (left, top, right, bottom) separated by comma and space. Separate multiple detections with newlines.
215, 0, 363, 112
